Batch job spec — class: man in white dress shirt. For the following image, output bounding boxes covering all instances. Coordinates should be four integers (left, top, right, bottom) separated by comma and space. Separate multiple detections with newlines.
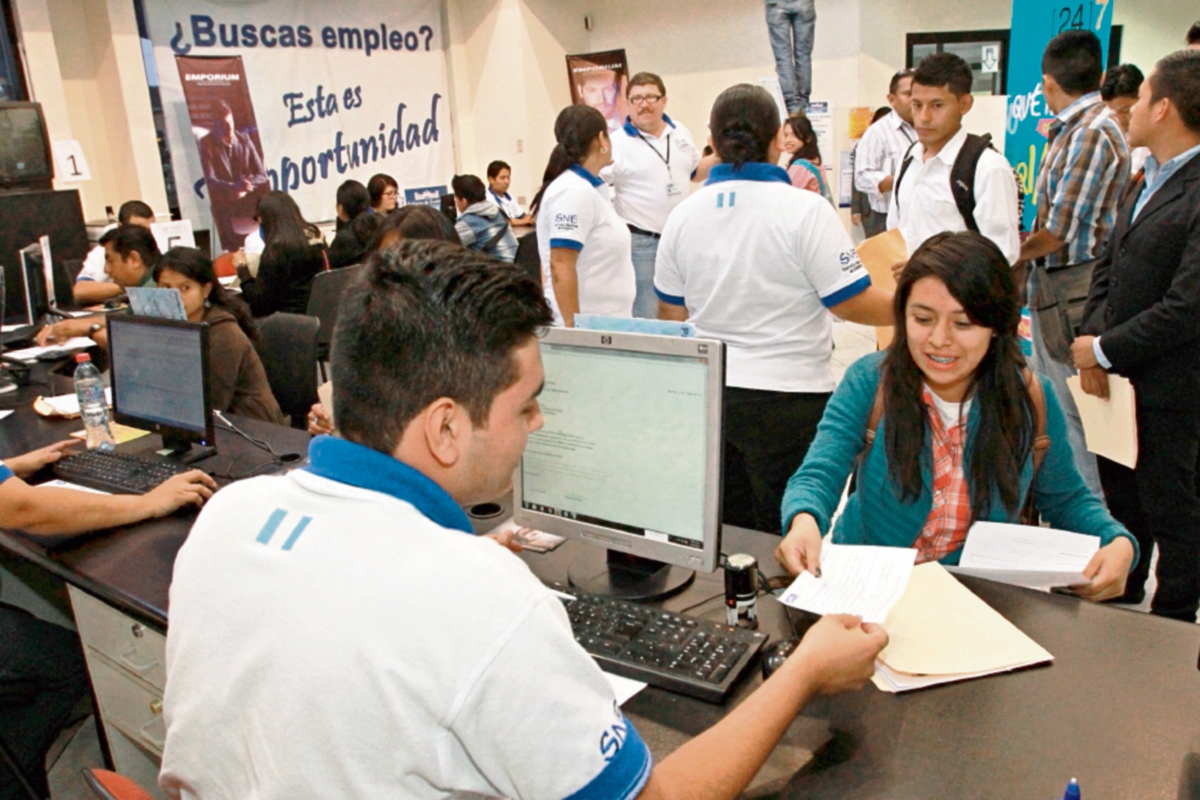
854, 70, 916, 238
603, 72, 701, 319
887, 53, 1021, 266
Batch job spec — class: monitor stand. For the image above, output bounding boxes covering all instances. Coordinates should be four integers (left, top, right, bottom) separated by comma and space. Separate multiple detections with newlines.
159, 433, 216, 465
568, 547, 694, 603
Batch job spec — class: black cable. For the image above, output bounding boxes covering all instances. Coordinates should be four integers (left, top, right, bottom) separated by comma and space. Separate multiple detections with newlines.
211, 411, 285, 480
213, 410, 282, 459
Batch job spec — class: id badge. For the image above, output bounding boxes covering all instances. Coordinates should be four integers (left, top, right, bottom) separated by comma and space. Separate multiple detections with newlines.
666, 182, 683, 198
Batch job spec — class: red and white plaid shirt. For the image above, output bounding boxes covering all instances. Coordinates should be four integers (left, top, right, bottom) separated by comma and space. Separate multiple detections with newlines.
912, 389, 971, 563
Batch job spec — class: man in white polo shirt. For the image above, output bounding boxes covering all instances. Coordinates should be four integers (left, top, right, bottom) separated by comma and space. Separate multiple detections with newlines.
72, 200, 155, 305
603, 72, 701, 318
159, 241, 885, 800
854, 70, 916, 238
888, 53, 1021, 266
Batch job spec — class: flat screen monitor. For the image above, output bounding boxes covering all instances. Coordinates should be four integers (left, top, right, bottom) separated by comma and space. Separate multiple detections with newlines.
513, 328, 725, 600
0, 103, 53, 185
107, 315, 216, 460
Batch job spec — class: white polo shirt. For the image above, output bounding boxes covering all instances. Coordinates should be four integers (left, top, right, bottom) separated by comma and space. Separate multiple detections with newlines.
160, 436, 652, 800
655, 163, 872, 393
75, 244, 110, 284
886, 127, 1021, 265
488, 187, 527, 221
537, 164, 636, 325
602, 115, 701, 234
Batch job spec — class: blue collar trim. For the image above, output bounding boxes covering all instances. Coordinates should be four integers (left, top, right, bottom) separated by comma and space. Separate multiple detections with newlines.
704, 162, 792, 186
622, 114, 677, 137
304, 436, 473, 534
569, 163, 604, 187
488, 187, 512, 202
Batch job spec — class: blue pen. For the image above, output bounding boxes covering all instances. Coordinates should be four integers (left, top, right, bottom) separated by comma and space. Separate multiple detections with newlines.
1060, 777, 1080, 800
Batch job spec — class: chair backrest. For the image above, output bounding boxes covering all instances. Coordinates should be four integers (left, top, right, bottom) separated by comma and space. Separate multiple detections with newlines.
82, 769, 157, 800
305, 264, 364, 349
514, 231, 540, 284
255, 312, 320, 427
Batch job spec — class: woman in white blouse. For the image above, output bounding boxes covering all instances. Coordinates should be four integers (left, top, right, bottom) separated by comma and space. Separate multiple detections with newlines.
531, 105, 635, 326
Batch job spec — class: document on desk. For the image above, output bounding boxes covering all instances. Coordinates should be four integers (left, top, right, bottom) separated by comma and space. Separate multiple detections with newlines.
0, 411, 11, 421
951, 522, 1098, 591
778, 544, 917, 624
1066, 374, 1137, 468
872, 562, 1053, 693
35, 479, 110, 495
7, 337, 95, 361
39, 388, 112, 417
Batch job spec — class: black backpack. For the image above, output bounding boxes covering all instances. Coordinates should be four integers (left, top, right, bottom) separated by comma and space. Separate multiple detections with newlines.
893, 132, 994, 233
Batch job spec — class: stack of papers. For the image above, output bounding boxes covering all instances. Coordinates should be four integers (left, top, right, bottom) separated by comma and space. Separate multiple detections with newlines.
778, 544, 917, 624
37, 388, 112, 417
7, 338, 95, 361
951, 522, 1098, 591
873, 562, 1053, 692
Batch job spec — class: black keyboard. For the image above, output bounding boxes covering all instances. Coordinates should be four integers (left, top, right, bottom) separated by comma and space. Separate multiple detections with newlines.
52, 450, 192, 495
553, 583, 768, 703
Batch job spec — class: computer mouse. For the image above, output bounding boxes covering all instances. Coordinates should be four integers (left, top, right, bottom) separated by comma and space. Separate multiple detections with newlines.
762, 637, 800, 680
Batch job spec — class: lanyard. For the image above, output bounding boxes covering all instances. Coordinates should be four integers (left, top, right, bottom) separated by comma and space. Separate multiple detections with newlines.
637, 130, 671, 169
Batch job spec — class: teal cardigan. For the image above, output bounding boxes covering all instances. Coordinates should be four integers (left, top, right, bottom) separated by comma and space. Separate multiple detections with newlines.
781, 351, 1139, 567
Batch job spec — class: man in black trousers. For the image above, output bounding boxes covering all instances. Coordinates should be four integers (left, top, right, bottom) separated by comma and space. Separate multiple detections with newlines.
1073, 49, 1200, 620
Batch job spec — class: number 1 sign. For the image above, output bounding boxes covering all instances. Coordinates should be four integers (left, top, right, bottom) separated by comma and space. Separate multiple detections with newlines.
52, 140, 92, 183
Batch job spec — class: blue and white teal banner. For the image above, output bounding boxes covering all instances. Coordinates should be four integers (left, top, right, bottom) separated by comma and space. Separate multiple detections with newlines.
1005, 0, 1113, 230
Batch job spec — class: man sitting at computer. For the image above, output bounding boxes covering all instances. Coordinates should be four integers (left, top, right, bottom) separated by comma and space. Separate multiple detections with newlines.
0, 439, 213, 799
158, 241, 886, 800
37, 226, 160, 349
73, 200, 156, 306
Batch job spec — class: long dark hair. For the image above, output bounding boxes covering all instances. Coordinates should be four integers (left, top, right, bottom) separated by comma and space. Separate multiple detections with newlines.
154, 247, 257, 342
531, 105, 608, 216
710, 84, 780, 170
784, 112, 822, 166
258, 192, 320, 263
881, 231, 1032, 522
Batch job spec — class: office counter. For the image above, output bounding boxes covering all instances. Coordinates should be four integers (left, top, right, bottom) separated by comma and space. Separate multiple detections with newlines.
2, 380, 1200, 797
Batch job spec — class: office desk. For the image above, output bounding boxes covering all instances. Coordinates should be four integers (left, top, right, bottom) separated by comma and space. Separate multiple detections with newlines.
3, 388, 1200, 798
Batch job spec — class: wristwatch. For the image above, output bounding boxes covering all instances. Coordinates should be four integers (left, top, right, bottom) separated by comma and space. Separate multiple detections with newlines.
88, 322, 103, 335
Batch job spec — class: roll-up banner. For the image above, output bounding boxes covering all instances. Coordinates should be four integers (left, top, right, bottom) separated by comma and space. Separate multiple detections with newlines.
1005, 0, 1113, 230
145, 0, 453, 253
566, 50, 630, 134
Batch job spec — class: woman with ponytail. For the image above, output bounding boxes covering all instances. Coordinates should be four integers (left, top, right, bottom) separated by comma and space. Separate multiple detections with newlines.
775, 232, 1135, 601
532, 105, 635, 326
655, 84, 893, 532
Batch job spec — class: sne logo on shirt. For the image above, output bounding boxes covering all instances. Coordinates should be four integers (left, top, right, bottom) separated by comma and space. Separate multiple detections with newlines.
554, 213, 579, 231
838, 250, 865, 274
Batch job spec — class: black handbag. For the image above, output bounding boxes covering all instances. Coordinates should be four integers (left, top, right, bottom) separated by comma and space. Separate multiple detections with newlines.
1031, 259, 1099, 364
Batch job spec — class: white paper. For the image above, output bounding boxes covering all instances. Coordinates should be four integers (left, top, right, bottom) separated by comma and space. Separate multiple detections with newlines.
955, 522, 1098, 590
602, 672, 648, 706
1, 325, 24, 333
150, 220, 196, 253
873, 658, 1041, 693
52, 140, 92, 182
779, 544, 917, 623
6, 337, 95, 361
0, 411, 13, 421
35, 479, 110, 495
41, 388, 112, 416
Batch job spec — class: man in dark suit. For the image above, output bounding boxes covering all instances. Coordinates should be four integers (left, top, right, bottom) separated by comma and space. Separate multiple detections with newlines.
199, 100, 269, 252
1073, 49, 1200, 620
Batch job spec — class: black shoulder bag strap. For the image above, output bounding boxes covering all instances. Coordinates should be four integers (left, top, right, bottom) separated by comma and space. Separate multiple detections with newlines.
891, 141, 920, 221
949, 133, 993, 234
478, 210, 511, 254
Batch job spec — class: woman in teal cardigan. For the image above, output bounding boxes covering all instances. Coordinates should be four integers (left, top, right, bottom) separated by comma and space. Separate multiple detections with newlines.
776, 231, 1137, 602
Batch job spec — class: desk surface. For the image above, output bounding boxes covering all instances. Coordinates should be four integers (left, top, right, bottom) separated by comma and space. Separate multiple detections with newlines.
2, 375, 1199, 799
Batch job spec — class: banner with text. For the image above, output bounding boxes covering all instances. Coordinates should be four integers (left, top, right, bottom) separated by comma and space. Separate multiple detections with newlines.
1005, 0, 1113, 230
146, 0, 452, 251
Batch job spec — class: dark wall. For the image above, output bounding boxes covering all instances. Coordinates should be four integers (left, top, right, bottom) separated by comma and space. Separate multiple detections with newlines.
1, 189, 88, 322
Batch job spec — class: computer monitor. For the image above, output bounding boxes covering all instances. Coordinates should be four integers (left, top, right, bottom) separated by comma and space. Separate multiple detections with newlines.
0, 102, 53, 186
107, 315, 216, 462
513, 328, 725, 601
19, 240, 55, 315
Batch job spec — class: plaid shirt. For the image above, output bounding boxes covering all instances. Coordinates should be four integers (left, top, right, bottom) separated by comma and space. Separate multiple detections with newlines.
912, 390, 970, 564
1035, 92, 1130, 268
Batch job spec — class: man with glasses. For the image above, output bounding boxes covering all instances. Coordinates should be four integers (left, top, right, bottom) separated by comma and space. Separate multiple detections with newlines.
602, 72, 701, 318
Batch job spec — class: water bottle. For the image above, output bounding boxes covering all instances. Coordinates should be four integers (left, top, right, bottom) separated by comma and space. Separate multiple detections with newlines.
73, 353, 115, 452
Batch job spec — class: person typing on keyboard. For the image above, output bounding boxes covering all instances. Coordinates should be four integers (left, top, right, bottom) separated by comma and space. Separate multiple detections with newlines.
0, 440, 216, 534
0, 439, 214, 799
158, 242, 887, 800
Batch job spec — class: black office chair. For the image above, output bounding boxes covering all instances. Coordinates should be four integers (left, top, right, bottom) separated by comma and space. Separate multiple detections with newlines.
304, 264, 363, 380
256, 313, 320, 429
514, 232, 540, 285
0, 682, 43, 799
